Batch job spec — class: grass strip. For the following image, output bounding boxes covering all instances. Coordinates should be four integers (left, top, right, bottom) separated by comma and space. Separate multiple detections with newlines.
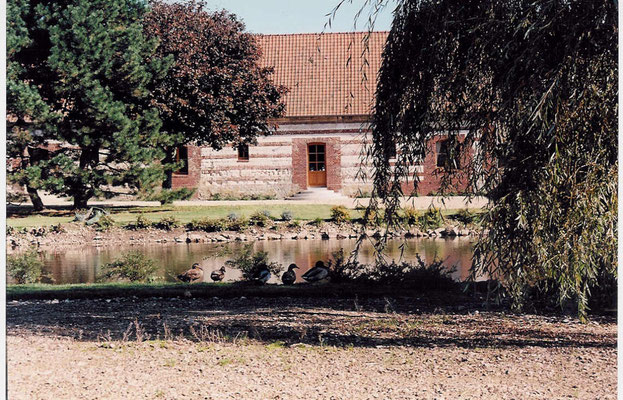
6, 281, 479, 302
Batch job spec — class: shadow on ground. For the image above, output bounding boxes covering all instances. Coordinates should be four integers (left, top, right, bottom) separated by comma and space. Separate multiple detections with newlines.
7, 296, 616, 349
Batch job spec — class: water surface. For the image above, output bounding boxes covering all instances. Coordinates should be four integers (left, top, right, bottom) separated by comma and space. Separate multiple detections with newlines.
35, 238, 476, 285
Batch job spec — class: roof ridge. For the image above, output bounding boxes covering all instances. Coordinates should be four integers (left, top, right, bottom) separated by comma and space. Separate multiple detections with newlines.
254, 31, 389, 37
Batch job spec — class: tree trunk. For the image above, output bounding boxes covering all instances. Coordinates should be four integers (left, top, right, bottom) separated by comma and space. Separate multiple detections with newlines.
21, 146, 45, 211
27, 186, 45, 211
162, 147, 175, 189
73, 192, 89, 210
72, 146, 96, 210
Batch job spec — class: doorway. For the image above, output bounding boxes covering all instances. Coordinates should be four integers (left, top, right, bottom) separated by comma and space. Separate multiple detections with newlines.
307, 143, 327, 187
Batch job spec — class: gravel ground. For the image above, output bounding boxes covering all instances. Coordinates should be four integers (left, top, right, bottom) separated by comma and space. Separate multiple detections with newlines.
7, 297, 617, 399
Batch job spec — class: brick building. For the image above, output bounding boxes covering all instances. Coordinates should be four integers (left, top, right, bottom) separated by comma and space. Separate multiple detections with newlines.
171, 32, 467, 199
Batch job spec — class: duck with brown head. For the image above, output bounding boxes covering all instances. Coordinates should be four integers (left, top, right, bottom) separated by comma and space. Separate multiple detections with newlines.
281, 264, 299, 285
210, 266, 226, 282
177, 263, 204, 283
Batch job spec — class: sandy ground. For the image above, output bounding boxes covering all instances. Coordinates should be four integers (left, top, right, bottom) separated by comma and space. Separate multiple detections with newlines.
7, 297, 617, 399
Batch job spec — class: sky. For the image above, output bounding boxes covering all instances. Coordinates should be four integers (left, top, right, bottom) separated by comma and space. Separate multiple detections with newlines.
201, 0, 396, 34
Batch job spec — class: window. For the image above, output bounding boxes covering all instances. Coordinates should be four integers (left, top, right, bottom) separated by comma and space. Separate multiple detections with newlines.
238, 144, 249, 161
175, 146, 188, 175
436, 139, 460, 169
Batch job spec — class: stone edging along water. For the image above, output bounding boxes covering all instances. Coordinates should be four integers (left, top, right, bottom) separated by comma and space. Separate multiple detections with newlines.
7, 221, 484, 252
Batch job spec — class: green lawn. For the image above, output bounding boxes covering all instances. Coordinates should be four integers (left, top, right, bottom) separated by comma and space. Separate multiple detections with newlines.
7, 204, 482, 228
7, 204, 361, 228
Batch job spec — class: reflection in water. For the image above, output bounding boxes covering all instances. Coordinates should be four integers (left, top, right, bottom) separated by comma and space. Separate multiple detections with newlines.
36, 238, 477, 285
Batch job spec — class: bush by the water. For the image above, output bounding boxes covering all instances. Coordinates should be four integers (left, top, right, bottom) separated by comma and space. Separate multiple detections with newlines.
225, 245, 282, 281
418, 207, 443, 230
100, 251, 159, 283
326, 249, 456, 290
330, 206, 351, 224
50, 223, 66, 234
94, 215, 115, 231
187, 218, 226, 232
153, 216, 179, 230
449, 208, 480, 226
7, 249, 51, 284
126, 214, 153, 230
249, 211, 271, 227
361, 208, 383, 226
229, 217, 249, 232
146, 188, 195, 204
280, 210, 293, 221
309, 217, 324, 226
402, 208, 420, 226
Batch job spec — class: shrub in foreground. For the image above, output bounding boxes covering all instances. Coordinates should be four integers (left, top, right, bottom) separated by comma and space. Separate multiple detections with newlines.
7, 249, 50, 284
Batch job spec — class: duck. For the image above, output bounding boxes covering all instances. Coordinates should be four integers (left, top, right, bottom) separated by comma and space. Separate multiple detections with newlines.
281, 264, 299, 285
177, 263, 204, 283
251, 265, 271, 285
210, 266, 226, 282
301, 260, 330, 283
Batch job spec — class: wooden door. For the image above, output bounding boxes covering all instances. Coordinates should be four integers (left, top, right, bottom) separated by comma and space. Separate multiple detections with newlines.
307, 144, 327, 187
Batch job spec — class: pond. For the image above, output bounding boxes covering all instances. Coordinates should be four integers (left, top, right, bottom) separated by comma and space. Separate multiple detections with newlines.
33, 237, 477, 285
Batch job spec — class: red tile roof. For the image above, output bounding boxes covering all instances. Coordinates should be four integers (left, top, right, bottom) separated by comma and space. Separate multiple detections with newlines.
256, 31, 388, 118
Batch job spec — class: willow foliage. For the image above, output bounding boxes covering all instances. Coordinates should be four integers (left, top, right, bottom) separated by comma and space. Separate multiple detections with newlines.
356, 0, 617, 319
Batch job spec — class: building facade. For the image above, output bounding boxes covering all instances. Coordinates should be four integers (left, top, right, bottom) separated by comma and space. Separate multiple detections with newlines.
171, 32, 467, 199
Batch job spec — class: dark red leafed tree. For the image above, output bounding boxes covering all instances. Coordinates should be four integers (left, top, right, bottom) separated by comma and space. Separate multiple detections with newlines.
144, 1, 286, 185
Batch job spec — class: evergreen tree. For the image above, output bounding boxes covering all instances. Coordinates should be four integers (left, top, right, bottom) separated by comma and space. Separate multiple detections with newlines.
7, 0, 171, 209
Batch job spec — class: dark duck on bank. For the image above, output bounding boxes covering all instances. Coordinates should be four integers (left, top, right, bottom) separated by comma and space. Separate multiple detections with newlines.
210, 266, 226, 282
281, 264, 299, 285
301, 261, 329, 283
251, 265, 271, 285
177, 263, 204, 283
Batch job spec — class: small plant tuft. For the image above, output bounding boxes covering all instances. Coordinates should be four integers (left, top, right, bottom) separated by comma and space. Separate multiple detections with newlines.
249, 211, 271, 227
418, 206, 443, 230
186, 218, 226, 232
402, 207, 420, 226
309, 217, 324, 226
330, 206, 351, 224
50, 223, 66, 234
94, 215, 115, 232
280, 210, 293, 221
126, 214, 152, 230
153, 216, 179, 231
